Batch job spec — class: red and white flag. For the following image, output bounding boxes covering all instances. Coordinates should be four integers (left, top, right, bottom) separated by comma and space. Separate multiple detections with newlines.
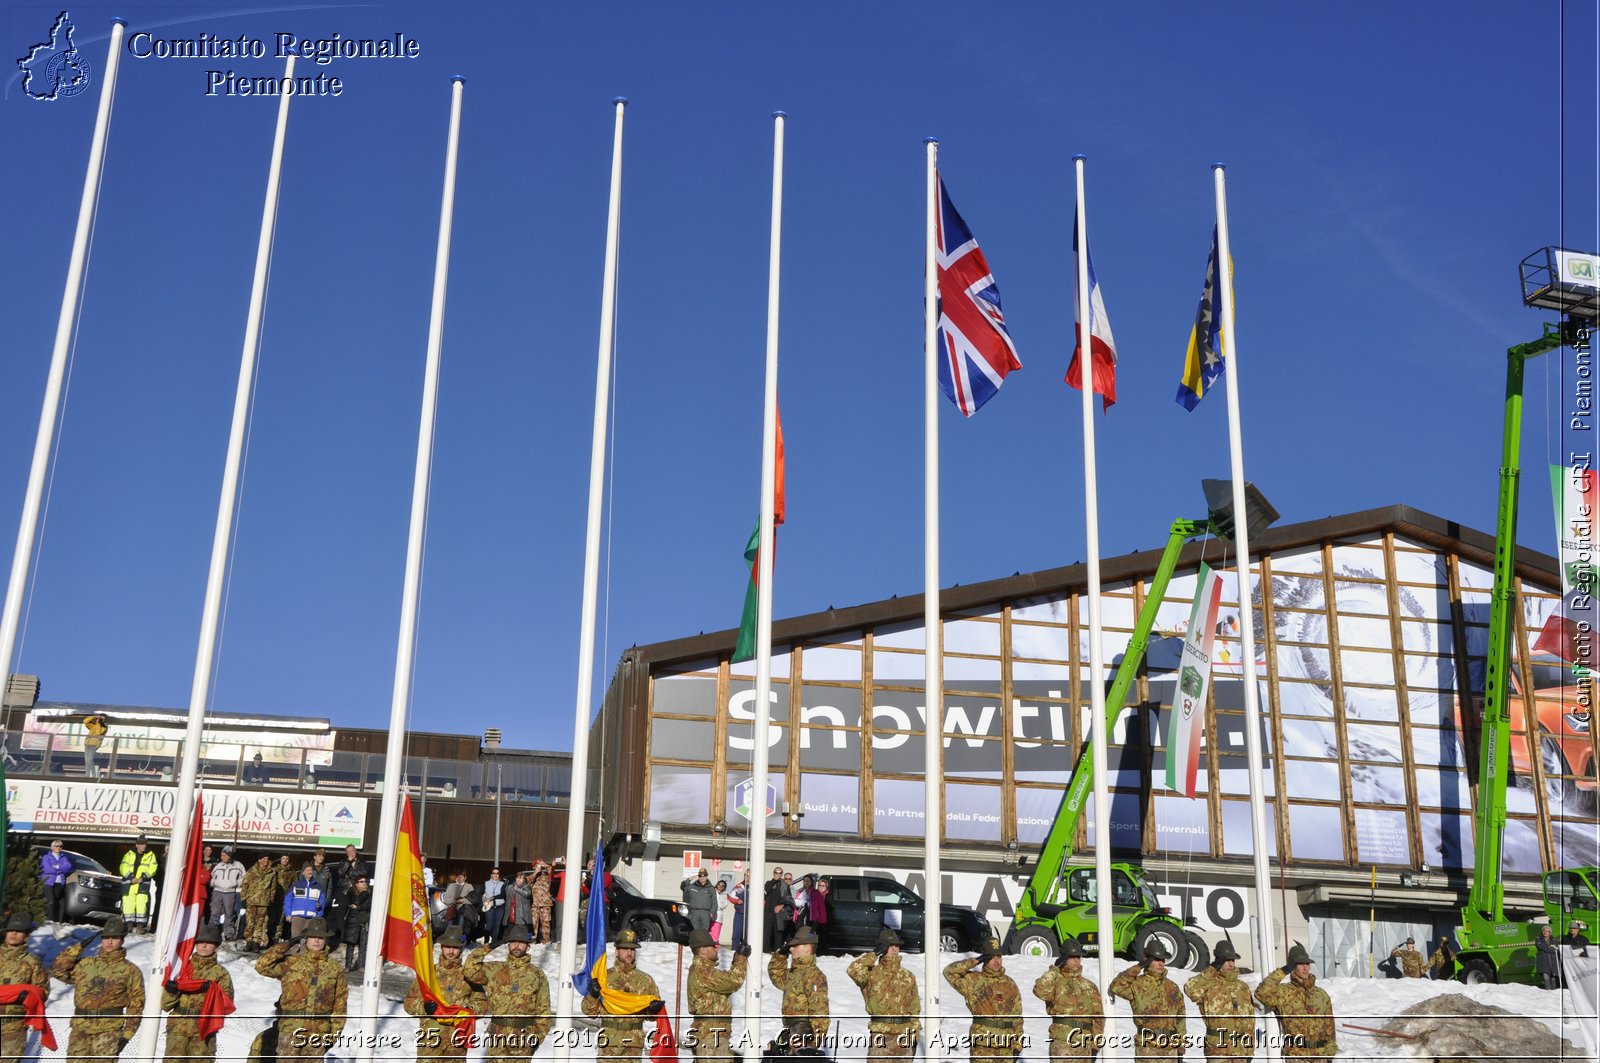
161, 793, 235, 1038
1065, 217, 1119, 411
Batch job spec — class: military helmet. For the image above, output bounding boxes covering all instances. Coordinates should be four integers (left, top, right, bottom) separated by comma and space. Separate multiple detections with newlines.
505, 924, 533, 944
1285, 943, 1313, 967
614, 927, 641, 949
688, 928, 717, 950
195, 924, 223, 945
1141, 940, 1171, 962
4, 913, 30, 934
298, 918, 331, 941
436, 925, 465, 949
1058, 938, 1085, 961
876, 928, 902, 951
101, 916, 128, 938
1212, 939, 1239, 962
978, 935, 1004, 959
1404, 936, 1415, 944
789, 926, 819, 948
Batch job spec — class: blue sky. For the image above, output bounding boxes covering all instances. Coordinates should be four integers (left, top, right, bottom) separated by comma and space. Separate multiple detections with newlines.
1, 1, 1596, 751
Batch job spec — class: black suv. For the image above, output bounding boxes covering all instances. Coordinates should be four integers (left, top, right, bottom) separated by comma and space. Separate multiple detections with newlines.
609, 876, 694, 944
820, 875, 991, 954
30, 845, 123, 924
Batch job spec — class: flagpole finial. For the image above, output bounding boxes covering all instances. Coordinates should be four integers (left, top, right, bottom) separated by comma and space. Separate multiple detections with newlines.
112, 17, 127, 25
1072, 153, 1087, 162
1213, 162, 1227, 171
451, 75, 466, 84
772, 110, 788, 119
923, 137, 938, 145
612, 96, 628, 106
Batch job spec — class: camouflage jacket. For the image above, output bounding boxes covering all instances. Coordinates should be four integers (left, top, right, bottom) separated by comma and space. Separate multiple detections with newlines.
1254, 970, 1336, 1053
1390, 946, 1425, 978
529, 876, 552, 909
274, 863, 297, 892
51, 942, 144, 1035
1031, 966, 1104, 1035
406, 954, 488, 1030
767, 954, 829, 1029
256, 942, 349, 1025
1427, 946, 1455, 977
242, 864, 278, 906
1182, 967, 1254, 1037
1108, 964, 1185, 1034
943, 960, 1023, 1048
462, 950, 551, 1035
687, 954, 747, 1021
161, 952, 234, 1027
0, 942, 48, 1011
580, 960, 660, 1020
846, 953, 919, 1025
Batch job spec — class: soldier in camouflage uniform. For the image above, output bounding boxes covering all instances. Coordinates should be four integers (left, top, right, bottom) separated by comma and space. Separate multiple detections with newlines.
1389, 937, 1425, 978
463, 924, 551, 1061
242, 855, 278, 951
767, 924, 829, 1052
685, 927, 748, 1063
1108, 941, 1186, 1062
255, 917, 349, 1060
943, 936, 1024, 1061
272, 854, 297, 943
1254, 944, 1335, 1059
0, 912, 48, 1063
1426, 938, 1456, 980
581, 927, 663, 1061
1030, 938, 1103, 1059
847, 928, 920, 1061
1182, 939, 1255, 1061
162, 922, 234, 1062
50, 914, 145, 1063
405, 925, 489, 1059
529, 866, 553, 945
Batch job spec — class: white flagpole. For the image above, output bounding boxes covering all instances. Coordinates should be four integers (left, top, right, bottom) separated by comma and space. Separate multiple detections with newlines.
134, 50, 298, 1063
1073, 155, 1120, 1060
742, 110, 785, 1051
1213, 164, 1279, 979
355, 76, 465, 1061
555, 96, 627, 1053
0, 18, 125, 717
921, 136, 944, 1045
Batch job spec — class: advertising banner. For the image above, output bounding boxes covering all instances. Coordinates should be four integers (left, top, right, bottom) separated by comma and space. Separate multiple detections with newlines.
1166, 562, 1222, 796
3, 779, 366, 847
21, 710, 335, 766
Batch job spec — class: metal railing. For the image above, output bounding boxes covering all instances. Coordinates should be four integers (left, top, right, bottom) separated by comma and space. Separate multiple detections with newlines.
2, 731, 597, 805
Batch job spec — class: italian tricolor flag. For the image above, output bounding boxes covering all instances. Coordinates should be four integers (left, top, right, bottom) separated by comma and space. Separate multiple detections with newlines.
1166, 563, 1223, 797
1535, 464, 1600, 670
733, 412, 785, 663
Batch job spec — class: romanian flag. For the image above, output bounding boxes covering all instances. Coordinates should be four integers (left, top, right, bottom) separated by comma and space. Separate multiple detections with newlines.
161, 793, 236, 1038
383, 796, 476, 1047
573, 840, 677, 1061
733, 410, 786, 663
1177, 228, 1230, 411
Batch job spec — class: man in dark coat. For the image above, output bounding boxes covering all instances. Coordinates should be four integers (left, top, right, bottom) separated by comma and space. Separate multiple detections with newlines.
1535, 925, 1562, 989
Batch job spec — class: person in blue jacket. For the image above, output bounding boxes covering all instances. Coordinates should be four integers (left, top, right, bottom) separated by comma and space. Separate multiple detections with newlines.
283, 862, 328, 941
39, 840, 74, 923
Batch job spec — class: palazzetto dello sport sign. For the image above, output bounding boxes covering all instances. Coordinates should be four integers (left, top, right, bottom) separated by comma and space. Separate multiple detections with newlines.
4, 780, 365, 847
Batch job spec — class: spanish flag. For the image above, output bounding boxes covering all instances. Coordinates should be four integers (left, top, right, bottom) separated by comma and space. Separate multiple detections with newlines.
1177, 228, 1231, 411
383, 796, 476, 1046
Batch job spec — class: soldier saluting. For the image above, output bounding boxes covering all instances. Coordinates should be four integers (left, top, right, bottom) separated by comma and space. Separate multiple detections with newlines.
582, 927, 664, 1061
1030, 938, 1103, 1059
0, 913, 49, 1060
464, 924, 551, 1061
1389, 936, 1425, 978
686, 927, 748, 1063
768, 924, 829, 1052
1253, 944, 1336, 1059
1182, 940, 1254, 1061
50, 914, 144, 1062
1108, 940, 1185, 1061
161, 922, 234, 1063
255, 916, 349, 1061
943, 935, 1024, 1061
847, 928, 920, 1061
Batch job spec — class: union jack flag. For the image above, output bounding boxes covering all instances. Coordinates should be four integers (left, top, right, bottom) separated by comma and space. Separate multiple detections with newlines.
936, 176, 1021, 416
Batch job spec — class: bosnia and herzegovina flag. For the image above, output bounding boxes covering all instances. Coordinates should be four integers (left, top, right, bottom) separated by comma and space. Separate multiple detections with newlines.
1177, 227, 1229, 411
1166, 563, 1223, 796
383, 796, 476, 1046
733, 410, 786, 664
573, 840, 677, 1061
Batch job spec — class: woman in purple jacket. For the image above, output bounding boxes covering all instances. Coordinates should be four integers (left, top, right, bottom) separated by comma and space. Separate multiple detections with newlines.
39, 840, 73, 923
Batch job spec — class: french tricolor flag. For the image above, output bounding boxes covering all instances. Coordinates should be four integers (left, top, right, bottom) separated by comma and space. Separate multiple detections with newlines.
1065, 217, 1118, 412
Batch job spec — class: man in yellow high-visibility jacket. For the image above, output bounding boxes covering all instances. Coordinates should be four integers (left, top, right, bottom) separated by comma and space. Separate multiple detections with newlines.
120, 834, 159, 932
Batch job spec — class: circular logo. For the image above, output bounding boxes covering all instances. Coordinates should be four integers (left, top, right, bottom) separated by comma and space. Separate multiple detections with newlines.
45, 51, 91, 99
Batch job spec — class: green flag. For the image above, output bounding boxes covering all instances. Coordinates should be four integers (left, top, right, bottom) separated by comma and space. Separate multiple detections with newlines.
733, 520, 762, 664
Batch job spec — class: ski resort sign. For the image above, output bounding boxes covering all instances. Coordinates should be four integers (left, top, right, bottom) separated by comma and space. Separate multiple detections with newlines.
3, 779, 366, 847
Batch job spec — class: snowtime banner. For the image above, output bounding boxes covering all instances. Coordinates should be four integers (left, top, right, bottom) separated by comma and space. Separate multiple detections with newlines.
1166, 562, 1222, 796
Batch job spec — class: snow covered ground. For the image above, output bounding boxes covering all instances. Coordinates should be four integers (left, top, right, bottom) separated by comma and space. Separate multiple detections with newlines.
20, 929, 1598, 1060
